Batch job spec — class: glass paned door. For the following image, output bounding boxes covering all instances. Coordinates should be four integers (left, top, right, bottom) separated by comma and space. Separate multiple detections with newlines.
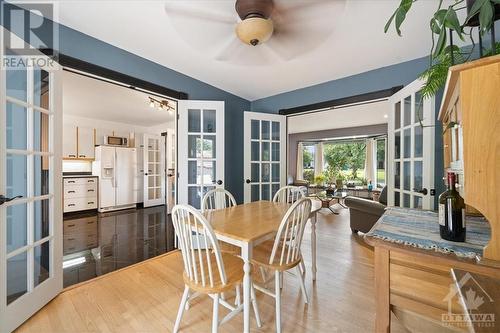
388, 79, 435, 210
143, 134, 165, 208
244, 112, 286, 203
178, 101, 224, 208
1, 50, 62, 331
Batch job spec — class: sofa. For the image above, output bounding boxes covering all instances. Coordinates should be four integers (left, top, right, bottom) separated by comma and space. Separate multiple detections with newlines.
344, 187, 387, 234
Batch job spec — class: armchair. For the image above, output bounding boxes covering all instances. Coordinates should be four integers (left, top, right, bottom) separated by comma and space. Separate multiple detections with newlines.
344, 187, 387, 234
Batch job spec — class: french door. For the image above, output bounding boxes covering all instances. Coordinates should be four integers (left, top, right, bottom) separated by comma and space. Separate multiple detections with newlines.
178, 100, 224, 209
243, 111, 286, 203
143, 134, 165, 207
388, 78, 435, 210
0, 48, 63, 330
164, 129, 176, 213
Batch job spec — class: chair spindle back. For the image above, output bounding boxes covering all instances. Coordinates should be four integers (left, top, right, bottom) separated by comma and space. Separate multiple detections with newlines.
202, 188, 237, 212
171, 204, 227, 288
269, 198, 312, 266
272, 186, 305, 204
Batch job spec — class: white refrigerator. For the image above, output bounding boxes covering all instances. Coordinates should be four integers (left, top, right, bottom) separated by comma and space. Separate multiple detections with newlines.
93, 146, 137, 212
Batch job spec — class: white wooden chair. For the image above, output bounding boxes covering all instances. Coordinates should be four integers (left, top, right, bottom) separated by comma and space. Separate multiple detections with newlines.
252, 198, 312, 333
272, 185, 305, 204
272, 185, 307, 276
201, 188, 240, 257
202, 188, 237, 212
171, 204, 261, 333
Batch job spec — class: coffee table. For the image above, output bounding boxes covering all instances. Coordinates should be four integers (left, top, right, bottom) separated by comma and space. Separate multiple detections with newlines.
309, 191, 348, 214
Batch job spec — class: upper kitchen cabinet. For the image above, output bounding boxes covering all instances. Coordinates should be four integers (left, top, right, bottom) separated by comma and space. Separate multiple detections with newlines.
63, 124, 96, 160
63, 123, 78, 158
77, 127, 95, 159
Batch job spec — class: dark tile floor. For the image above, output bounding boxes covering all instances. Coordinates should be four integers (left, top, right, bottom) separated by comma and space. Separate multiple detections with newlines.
62, 205, 175, 288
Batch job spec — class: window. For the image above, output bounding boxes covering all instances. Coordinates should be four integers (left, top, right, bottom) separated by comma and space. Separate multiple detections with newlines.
302, 144, 315, 182
376, 138, 386, 187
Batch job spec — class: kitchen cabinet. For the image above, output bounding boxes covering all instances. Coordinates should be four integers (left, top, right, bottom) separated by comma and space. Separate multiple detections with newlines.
63, 176, 98, 213
63, 123, 78, 158
77, 127, 95, 159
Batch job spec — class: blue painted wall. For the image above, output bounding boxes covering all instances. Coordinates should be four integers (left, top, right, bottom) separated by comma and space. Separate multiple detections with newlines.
250, 56, 430, 112
250, 56, 446, 207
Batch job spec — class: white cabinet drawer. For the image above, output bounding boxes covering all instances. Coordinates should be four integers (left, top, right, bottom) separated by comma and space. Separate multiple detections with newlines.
64, 197, 97, 213
64, 184, 97, 198
64, 177, 97, 186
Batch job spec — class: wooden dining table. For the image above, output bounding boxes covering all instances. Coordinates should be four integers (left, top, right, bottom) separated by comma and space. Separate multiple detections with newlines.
203, 200, 321, 333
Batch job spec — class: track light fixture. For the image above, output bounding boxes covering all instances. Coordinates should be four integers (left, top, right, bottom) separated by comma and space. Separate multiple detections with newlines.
148, 97, 175, 113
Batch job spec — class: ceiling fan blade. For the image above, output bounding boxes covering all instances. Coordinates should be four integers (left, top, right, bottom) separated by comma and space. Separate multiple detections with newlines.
164, 1, 236, 25
268, 0, 347, 60
215, 37, 279, 66
164, 1, 239, 54
215, 37, 245, 62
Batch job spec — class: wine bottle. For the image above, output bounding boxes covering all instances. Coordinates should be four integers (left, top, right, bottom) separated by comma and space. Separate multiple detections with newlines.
438, 172, 466, 242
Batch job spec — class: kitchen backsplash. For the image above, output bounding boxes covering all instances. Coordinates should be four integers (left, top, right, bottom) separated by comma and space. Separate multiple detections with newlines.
62, 160, 92, 173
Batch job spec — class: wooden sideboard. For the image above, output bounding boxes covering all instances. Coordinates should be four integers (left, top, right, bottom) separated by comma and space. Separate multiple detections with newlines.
366, 55, 500, 332
438, 54, 500, 262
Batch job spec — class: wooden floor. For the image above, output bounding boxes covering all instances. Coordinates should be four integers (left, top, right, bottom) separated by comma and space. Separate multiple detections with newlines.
17, 207, 407, 332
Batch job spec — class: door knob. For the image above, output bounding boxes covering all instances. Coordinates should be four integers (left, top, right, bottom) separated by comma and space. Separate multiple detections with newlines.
413, 188, 428, 195
245, 179, 251, 184
0, 195, 23, 205
216, 180, 223, 185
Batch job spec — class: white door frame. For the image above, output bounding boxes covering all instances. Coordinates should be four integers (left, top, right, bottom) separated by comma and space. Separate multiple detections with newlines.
178, 100, 224, 208
243, 111, 286, 203
0, 39, 63, 331
164, 129, 176, 213
143, 134, 166, 207
387, 78, 435, 209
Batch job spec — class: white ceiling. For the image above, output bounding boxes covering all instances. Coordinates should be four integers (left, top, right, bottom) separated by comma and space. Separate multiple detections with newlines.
54, 0, 461, 101
62, 70, 176, 127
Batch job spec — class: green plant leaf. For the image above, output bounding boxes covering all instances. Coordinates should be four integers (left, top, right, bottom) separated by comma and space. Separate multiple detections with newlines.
384, 10, 398, 33
433, 28, 447, 58
430, 18, 441, 34
444, 8, 464, 40
394, 0, 414, 36
434, 9, 448, 24
491, 0, 500, 4
479, 1, 494, 34
465, 0, 487, 24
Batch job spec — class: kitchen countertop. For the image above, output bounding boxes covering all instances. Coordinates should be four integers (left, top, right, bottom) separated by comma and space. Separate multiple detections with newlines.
63, 174, 98, 178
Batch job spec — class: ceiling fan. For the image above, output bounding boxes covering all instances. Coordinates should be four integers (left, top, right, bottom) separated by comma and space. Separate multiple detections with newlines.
164, 0, 345, 65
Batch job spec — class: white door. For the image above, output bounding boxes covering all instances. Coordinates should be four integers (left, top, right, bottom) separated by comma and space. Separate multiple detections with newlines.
243, 111, 286, 203
143, 134, 165, 207
388, 78, 435, 209
165, 129, 176, 213
0, 48, 63, 330
178, 100, 224, 209
116, 148, 137, 206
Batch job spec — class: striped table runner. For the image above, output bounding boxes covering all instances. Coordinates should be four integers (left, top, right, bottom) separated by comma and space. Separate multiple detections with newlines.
365, 207, 490, 259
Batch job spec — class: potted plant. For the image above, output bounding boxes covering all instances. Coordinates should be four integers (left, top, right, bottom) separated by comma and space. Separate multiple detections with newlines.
335, 172, 345, 189
385, 0, 500, 100
314, 174, 325, 187
323, 165, 337, 195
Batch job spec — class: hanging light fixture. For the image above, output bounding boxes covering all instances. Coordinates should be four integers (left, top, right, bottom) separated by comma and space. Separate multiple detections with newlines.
148, 96, 175, 113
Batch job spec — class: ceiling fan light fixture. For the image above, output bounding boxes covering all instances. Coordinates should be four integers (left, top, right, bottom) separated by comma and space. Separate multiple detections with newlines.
236, 17, 273, 46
